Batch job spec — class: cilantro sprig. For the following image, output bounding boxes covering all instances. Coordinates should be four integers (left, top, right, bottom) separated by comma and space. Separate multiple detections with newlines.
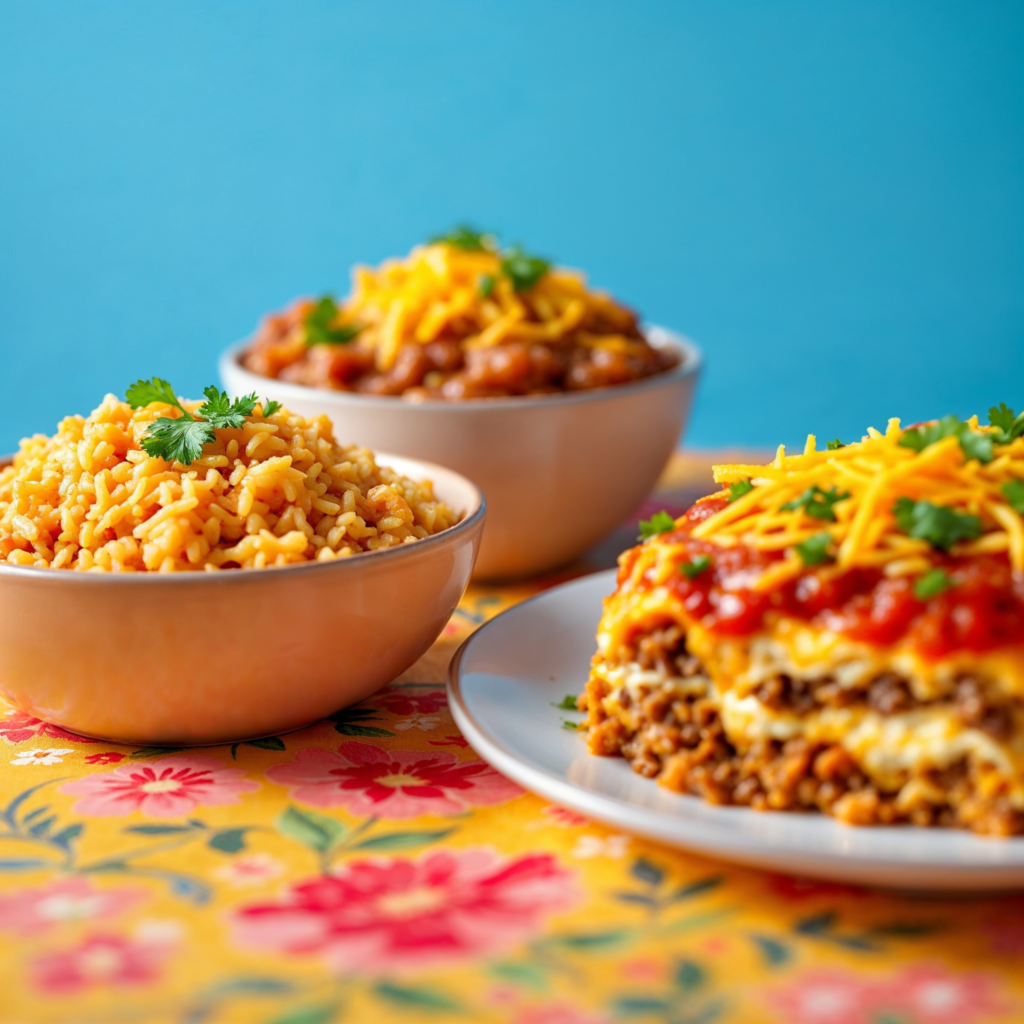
728, 479, 754, 502
1003, 479, 1024, 514
430, 225, 497, 252
898, 414, 993, 464
679, 554, 711, 580
914, 568, 955, 600
500, 246, 550, 292
638, 510, 676, 541
126, 379, 272, 466
892, 497, 982, 551
304, 296, 362, 347
781, 484, 850, 522
826, 439, 845, 451
794, 532, 834, 566
987, 403, 1024, 445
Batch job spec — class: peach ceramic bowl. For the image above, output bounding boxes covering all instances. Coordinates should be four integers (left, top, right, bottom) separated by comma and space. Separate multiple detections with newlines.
221, 326, 700, 580
0, 454, 484, 746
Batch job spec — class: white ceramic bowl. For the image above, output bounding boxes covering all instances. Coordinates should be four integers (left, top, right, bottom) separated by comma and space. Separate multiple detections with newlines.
221, 327, 700, 580
0, 454, 484, 746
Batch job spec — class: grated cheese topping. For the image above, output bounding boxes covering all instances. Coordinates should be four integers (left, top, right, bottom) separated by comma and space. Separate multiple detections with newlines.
338, 242, 642, 371
691, 416, 1024, 578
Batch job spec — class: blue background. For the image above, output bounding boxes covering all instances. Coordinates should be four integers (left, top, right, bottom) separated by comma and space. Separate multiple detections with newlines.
1, 1, 1022, 453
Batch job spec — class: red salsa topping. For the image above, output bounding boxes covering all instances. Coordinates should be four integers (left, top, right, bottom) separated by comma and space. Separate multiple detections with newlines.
633, 499, 1024, 658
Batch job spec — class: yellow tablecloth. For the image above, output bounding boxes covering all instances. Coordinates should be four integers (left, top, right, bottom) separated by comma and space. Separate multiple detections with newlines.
1, 453, 1022, 1024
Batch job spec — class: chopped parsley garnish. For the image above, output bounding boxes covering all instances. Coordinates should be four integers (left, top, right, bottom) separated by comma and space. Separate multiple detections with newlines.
781, 485, 851, 522
479, 273, 496, 298
638, 510, 676, 541
728, 479, 754, 502
126, 378, 270, 466
500, 246, 550, 292
914, 568, 955, 600
262, 399, 282, 416
898, 414, 993, 464
1003, 479, 1024, 514
988, 403, 1024, 444
304, 296, 361, 347
826, 439, 845, 451
430, 225, 497, 252
794, 532, 834, 566
552, 695, 579, 710
679, 554, 711, 580
561, 719, 581, 731
892, 497, 982, 551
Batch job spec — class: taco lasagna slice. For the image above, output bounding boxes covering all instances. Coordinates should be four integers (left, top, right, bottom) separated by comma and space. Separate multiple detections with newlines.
582, 410, 1024, 835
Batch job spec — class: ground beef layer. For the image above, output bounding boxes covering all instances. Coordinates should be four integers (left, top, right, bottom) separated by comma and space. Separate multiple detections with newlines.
582, 653, 1024, 837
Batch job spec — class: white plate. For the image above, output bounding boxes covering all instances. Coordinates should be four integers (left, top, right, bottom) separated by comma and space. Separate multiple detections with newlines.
448, 570, 1024, 890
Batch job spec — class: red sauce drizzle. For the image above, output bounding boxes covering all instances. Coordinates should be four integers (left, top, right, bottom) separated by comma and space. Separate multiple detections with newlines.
637, 498, 1024, 658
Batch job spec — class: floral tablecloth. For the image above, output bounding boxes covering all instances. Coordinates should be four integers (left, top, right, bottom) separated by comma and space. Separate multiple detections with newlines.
1, 453, 1022, 1024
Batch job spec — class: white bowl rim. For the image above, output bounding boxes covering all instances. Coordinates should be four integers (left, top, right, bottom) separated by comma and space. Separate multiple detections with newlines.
220, 323, 701, 413
0, 451, 485, 586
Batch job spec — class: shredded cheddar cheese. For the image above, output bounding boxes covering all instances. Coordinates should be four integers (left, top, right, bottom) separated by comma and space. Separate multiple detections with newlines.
692, 415, 1024, 574
335, 242, 642, 371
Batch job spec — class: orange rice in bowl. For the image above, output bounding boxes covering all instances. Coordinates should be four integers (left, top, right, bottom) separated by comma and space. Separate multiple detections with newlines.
0, 392, 460, 572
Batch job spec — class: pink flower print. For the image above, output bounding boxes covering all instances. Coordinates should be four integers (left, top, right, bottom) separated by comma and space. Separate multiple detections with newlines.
768, 968, 883, 1024
231, 847, 577, 973
428, 734, 470, 748
0, 710, 99, 744
85, 751, 126, 765
59, 755, 259, 818
514, 1006, 611, 1024
214, 853, 285, 888
373, 689, 447, 717
541, 805, 589, 828
30, 931, 170, 994
0, 877, 146, 935
266, 742, 521, 818
884, 964, 1011, 1024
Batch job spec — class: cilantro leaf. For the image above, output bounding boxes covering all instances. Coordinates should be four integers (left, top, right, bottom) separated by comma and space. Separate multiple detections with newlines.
728, 479, 754, 502
430, 225, 497, 251
680, 554, 711, 580
198, 386, 258, 429
500, 247, 550, 292
561, 719, 581, 731
892, 497, 982, 551
826, 439, 845, 450
262, 399, 281, 417
638, 510, 676, 541
987, 403, 1024, 445
304, 296, 361, 347
794, 533, 834, 566
552, 695, 579, 710
899, 415, 992, 464
126, 378, 189, 417
958, 430, 994, 464
479, 273, 496, 298
139, 417, 214, 465
914, 568, 955, 600
781, 485, 850, 522
127, 378, 265, 465
1003, 479, 1024, 514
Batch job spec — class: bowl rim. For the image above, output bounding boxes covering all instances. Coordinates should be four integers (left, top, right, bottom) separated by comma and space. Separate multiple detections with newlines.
0, 451, 486, 585
219, 323, 701, 413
